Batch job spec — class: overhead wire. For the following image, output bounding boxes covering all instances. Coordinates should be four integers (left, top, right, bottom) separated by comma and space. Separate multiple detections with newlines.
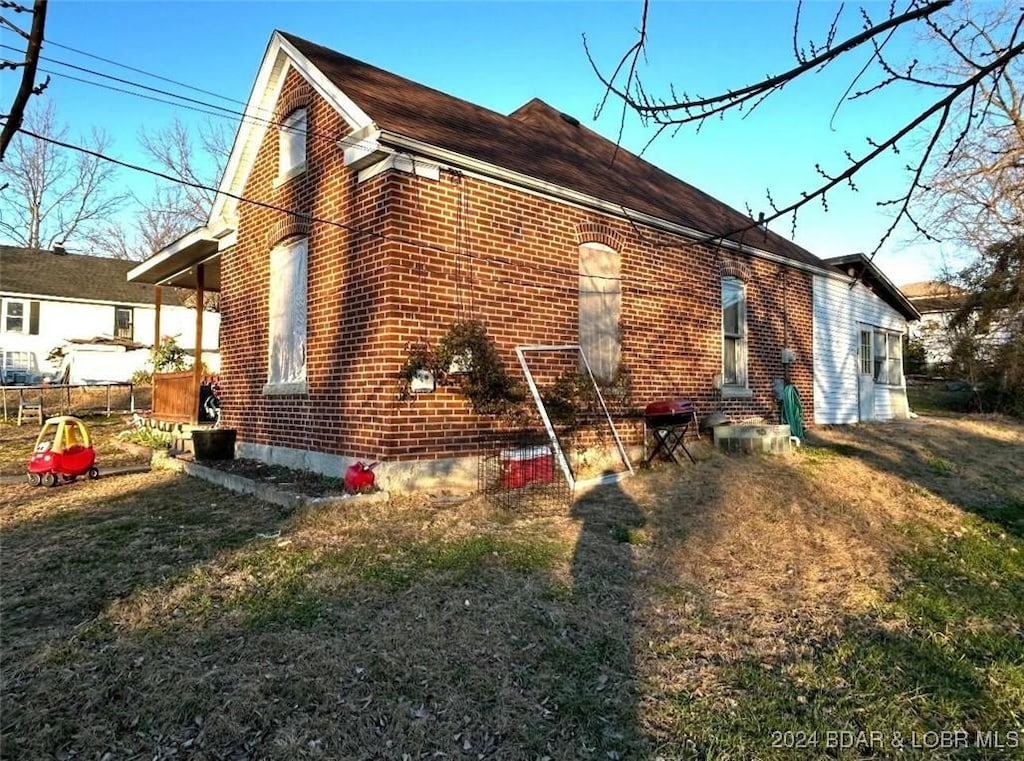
42, 36, 247, 107
8, 124, 808, 373
8, 125, 662, 292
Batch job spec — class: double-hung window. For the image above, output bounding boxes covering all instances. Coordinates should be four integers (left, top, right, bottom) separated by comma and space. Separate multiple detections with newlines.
2, 298, 39, 335
722, 277, 747, 390
265, 237, 308, 393
872, 330, 903, 386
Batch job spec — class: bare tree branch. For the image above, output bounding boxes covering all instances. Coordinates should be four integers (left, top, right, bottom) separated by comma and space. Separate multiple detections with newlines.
589, 0, 1023, 255
0, 100, 126, 249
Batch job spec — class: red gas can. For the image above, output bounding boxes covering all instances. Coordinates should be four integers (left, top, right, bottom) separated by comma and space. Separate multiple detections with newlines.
344, 461, 378, 493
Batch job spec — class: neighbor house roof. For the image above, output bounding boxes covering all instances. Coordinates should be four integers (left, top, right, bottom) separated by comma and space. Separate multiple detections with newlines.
900, 280, 967, 313
280, 32, 830, 271
826, 254, 920, 321
0, 246, 182, 305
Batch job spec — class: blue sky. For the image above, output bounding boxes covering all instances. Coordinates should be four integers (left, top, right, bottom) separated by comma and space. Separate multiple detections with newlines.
4, 0, 962, 284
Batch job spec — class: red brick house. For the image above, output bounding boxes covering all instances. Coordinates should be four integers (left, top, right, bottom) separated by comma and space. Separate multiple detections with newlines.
128, 31, 889, 490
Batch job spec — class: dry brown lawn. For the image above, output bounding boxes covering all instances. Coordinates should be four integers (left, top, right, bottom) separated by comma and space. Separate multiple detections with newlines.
1, 415, 1022, 759
0, 414, 151, 476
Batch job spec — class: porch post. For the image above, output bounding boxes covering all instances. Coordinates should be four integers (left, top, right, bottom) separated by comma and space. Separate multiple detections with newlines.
153, 285, 162, 351
192, 264, 205, 424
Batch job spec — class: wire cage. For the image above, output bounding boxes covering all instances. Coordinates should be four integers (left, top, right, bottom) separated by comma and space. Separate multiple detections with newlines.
477, 430, 572, 511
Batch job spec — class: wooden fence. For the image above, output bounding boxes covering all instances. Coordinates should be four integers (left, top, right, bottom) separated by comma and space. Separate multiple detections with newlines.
152, 371, 198, 424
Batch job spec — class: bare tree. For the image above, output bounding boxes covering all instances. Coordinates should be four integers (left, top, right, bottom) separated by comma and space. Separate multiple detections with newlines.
587, 0, 1023, 254
917, 1, 1023, 252
93, 117, 230, 262
0, 99, 127, 249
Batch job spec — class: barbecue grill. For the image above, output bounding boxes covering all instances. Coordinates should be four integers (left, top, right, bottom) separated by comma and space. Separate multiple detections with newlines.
644, 398, 699, 465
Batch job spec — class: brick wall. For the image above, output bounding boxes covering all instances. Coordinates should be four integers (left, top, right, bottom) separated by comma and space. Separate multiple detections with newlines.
220, 71, 815, 465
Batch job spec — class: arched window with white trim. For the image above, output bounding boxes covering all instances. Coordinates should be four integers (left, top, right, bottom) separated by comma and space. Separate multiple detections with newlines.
265, 236, 308, 392
277, 108, 307, 183
722, 276, 747, 389
579, 242, 621, 382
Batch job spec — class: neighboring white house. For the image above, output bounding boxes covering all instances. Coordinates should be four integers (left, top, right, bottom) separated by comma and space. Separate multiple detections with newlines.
813, 254, 920, 424
0, 245, 219, 384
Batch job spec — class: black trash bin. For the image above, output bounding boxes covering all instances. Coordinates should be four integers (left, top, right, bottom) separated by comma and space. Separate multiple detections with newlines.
192, 428, 236, 460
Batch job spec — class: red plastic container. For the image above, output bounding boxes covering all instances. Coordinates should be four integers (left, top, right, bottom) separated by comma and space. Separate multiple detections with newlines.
500, 446, 554, 488
344, 461, 378, 493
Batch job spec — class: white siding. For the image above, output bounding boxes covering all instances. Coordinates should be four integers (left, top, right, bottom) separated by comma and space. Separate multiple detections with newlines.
812, 276, 908, 424
0, 295, 219, 382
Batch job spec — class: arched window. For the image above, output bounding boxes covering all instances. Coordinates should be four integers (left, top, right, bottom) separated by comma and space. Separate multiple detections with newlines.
265, 236, 308, 393
277, 108, 307, 183
722, 276, 747, 389
579, 242, 621, 382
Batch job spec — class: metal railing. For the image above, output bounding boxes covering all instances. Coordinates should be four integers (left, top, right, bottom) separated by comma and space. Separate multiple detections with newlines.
1, 382, 137, 422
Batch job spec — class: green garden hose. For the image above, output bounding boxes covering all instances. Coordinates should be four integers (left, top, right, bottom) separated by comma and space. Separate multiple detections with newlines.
782, 384, 805, 440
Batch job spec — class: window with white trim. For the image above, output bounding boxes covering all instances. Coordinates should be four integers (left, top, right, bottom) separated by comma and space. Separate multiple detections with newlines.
114, 306, 134, 340
1, 349, 34, 383
722, 277, 747, 389
2, 298, 39, 335
873, 330, 903, 386
578, 242, 621, 382
277, 108, 307, 182
266, 237, 308, 390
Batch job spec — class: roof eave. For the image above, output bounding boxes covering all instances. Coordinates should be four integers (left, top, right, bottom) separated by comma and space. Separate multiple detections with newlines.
825, 254, 921, 321
374, 129, 838, 279
127, 226, 224, 291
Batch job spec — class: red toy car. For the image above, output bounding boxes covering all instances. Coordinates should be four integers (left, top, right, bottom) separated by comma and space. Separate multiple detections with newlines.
27, 416, 99, 487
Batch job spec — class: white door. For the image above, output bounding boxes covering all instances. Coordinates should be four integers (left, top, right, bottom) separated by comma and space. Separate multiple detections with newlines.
858, 328, 874, 421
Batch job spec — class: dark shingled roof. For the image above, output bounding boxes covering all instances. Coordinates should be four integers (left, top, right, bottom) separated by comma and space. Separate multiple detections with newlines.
0, 246, 181, 305
281, 32, 829, 271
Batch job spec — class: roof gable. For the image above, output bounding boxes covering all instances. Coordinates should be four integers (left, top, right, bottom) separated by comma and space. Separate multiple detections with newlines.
825, 254, 919, 321
280, 32, 826, 269
209, 30, 830, 271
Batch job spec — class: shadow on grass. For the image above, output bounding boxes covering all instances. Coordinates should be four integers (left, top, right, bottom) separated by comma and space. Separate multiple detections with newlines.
1, 472, 651, 759
805, 418, 1024, 537
647, 476, 1023, 760
0, 473, 290, 659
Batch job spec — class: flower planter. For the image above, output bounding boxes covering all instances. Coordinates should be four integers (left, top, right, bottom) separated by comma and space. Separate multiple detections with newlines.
192, 428, 236, 460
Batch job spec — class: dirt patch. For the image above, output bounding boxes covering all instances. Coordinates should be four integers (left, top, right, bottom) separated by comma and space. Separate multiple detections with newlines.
195, 457, 353, 498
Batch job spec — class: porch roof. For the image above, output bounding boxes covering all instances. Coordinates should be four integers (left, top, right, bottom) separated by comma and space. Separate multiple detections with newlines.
126, 226, 228, 292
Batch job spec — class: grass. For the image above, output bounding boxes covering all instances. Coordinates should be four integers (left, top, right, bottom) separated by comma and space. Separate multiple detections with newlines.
0, 414, 152, 476
908, 379, 975, 415
1, 414, 1022, 759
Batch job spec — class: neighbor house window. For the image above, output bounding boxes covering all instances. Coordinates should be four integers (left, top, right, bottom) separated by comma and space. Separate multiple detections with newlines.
277, 108, 307, 182
265, 237, 308, 392
2, 299, 38, 335
114, 306, 134, 340
722, 277, 747, 388
1, 350, 33, 383
578, 242, 621, 382
872, 330, 903, 386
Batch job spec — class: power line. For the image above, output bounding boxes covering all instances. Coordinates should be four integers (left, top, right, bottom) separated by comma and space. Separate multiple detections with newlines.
43, 36, 247, 107
5, 44, 318, 140
11, 125, 665, 293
